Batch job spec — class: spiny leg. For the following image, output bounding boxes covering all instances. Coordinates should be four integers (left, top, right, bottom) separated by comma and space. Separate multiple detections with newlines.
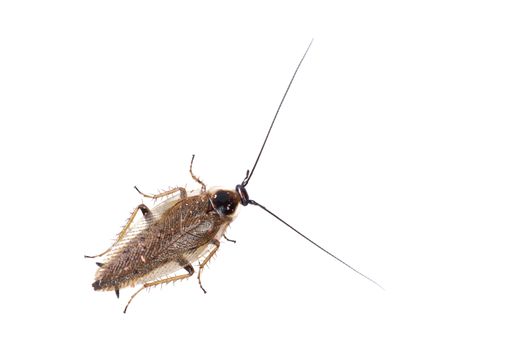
84, 204, 152, 259
123, 265, 195, 314
134, 186, 187, 201
190, 154, 206, 193
223, 235, 236, 243
198, 239, 220, 294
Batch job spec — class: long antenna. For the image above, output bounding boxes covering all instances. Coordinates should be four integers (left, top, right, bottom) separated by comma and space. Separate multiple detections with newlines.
237, 41, 384, 290
242, 39, 314, 187
249, 200, 384, 290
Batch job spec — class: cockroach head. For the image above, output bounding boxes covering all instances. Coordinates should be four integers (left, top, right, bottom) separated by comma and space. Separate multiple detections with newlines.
210, 189, 241, 216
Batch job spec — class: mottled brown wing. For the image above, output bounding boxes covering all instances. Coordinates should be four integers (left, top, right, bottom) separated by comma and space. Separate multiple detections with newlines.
156, 194, 219, 251
93, 193, 224, 291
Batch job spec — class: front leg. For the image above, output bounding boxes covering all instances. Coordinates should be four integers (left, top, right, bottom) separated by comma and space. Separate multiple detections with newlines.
189, 155, 207, 193
134, 186, 187, 200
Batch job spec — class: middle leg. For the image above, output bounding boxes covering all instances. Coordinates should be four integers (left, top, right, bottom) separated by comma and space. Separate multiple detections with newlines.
197, 239, 220, 294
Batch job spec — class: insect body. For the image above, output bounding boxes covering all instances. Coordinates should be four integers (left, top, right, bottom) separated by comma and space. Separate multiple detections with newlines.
88, 157, 244, 312
86, 40, 382, 313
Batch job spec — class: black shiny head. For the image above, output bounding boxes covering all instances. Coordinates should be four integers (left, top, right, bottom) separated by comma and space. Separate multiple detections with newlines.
210, 190, 240, 216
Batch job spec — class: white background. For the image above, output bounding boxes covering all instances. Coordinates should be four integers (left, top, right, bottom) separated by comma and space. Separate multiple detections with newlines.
1, 1, 524, 349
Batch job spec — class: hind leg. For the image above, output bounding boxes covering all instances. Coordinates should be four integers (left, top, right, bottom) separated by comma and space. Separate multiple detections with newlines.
85, 204, 152, 259
123, 265, 195, 313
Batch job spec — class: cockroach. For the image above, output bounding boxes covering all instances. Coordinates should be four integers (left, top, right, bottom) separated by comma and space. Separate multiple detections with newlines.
86, 40, 383, 313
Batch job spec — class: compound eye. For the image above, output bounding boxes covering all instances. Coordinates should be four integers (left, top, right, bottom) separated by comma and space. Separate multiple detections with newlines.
211, 190, 239, 216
